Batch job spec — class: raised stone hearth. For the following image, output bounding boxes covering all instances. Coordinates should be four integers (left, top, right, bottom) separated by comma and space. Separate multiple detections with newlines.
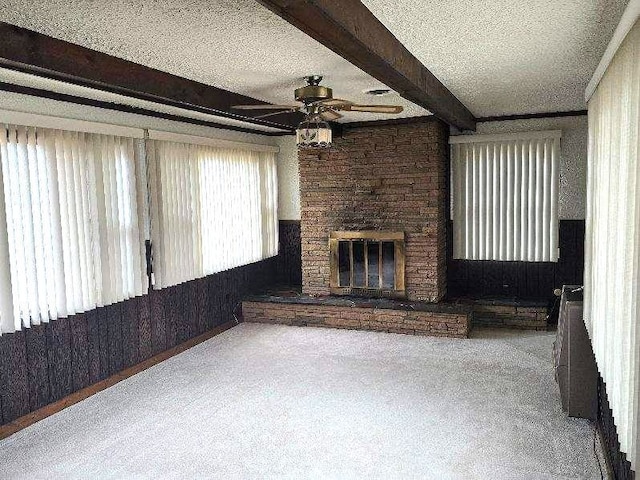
242, 293, 471, 338
453, 298, 549, 330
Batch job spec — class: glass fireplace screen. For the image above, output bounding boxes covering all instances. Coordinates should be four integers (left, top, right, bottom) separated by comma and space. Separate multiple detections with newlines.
329, 231, 405, 297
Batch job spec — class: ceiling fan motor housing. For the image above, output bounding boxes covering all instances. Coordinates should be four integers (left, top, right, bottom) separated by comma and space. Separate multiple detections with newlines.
295, 85, 333, 104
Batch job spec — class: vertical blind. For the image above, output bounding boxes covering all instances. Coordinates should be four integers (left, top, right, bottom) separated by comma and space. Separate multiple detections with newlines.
0, 125, 147, 334
147, 139, 278, 289
450, 131, 560, 262
0, 125, 280, 334
584, 18, 640, 471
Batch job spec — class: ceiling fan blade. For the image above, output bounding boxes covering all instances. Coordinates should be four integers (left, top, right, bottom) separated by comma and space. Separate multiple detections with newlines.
251, 110, 299, 119
312, 98, 353, 107
340, 104, 404, 114
232, 104, 300, 110
319, 109, 343, 121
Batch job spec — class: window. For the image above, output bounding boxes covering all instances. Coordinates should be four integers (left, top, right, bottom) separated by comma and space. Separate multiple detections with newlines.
0, 125, 147, 333
450, 131, 560, 262
147, 137, 278, 288
0, 120, 280, 335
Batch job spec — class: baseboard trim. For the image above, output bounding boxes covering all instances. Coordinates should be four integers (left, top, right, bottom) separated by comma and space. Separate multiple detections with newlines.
0, 319, 238, 440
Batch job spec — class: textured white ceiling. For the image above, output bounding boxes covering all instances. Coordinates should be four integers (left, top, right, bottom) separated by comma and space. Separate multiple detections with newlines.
363, 0, 628, 116
0, 0, 629, 121
0, 0, 429, 123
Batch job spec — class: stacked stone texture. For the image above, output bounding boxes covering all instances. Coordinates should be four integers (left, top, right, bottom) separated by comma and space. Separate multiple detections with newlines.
242, 301, 470, 338
298, 120, 449, 301
471, 304, 548, 330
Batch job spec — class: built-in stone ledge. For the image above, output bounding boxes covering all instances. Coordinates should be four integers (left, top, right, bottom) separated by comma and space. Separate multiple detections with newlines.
242, 290, 472, 338
451, 297, 549, 330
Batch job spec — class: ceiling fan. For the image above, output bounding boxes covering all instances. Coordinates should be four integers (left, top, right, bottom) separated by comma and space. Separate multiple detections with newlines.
231, 75, 404, 122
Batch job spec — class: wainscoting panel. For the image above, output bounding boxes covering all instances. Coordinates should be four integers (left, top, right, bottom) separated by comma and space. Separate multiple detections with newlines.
25, 325, 49, 411
106, 303, 124, 379
0, 257, 279, 426
278, 220, 302, 286
448, 220, 585, 299
150, 290, 166, 356
47, 317, 73, 403
86, 310, 102, 385
123, 298, 140, 369
0, 330, 29, 423
138, 298, 152, 362
70, 313, 90, 393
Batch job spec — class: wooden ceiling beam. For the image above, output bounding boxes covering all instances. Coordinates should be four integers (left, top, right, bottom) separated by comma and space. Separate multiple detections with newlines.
256, 0, 476, 131
0, 22, 302, 131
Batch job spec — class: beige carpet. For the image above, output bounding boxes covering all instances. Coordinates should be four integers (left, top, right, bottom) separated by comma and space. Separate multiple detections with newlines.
0, 323, 602, 479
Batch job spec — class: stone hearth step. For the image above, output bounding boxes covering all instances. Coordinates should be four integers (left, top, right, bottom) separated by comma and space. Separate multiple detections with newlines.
451, 297, 549, 331
241, 291, 472, 338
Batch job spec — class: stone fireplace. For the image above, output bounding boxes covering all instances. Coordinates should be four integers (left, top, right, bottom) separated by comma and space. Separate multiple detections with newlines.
298, 119, 449, 302
242, 118, 471, 338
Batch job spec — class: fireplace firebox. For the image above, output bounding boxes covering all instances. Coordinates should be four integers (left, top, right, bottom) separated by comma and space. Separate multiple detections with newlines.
329, 231, 405, 298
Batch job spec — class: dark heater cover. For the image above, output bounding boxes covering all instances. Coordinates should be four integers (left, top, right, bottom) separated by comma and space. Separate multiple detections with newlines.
553, 286, 598, 420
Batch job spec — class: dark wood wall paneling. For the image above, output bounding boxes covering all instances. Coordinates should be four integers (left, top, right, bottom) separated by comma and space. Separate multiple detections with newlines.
447, 220, 585, 300
598, 376, 635, 480
0, 257, 278, 426
277, 220, 302, 286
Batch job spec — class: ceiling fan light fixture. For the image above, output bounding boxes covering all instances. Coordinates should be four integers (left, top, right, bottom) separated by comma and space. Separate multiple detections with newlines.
296, 114, 332, 148
233, 77, 402, 139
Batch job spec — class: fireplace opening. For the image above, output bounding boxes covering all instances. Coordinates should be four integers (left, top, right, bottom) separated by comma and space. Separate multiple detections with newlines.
330, 231, 405, 298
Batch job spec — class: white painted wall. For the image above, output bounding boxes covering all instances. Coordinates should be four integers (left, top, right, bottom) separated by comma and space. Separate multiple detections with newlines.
474, 115, 588, 219
276, 135, 300, 220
